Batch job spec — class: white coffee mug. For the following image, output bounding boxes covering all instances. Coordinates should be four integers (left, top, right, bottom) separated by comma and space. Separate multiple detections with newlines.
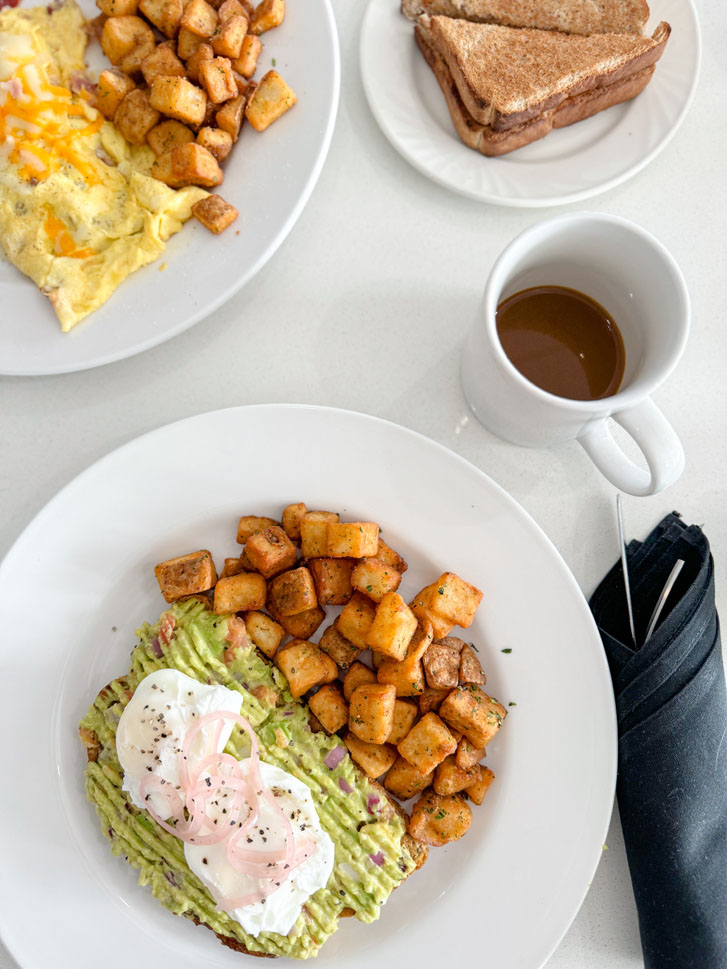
461, 213, 689, 497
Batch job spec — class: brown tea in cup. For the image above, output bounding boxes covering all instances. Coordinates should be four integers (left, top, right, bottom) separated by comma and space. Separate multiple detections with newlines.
496, 285, 625, 401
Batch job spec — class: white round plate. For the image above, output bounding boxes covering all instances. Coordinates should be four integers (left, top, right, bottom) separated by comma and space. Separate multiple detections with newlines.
361, 0, 700, 206
0, 405, 616, 969
0, 0, 339, 376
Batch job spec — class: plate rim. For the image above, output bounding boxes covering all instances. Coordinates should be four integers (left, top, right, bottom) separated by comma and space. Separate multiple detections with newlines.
0, 1, 341, 378
360, 0, 701, 207
0, 403, 618, 969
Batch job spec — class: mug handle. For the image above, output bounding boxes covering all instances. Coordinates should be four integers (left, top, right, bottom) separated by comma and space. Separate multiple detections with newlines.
578, 399, 684, 496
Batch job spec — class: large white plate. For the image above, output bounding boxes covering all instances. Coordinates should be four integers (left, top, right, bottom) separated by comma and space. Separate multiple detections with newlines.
361, 0, 700, 206
0, 405, 616, 969
0, 0, 339, 376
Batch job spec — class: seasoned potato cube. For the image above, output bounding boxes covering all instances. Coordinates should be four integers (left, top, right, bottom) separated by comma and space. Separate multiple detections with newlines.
101, 16, 156, 74
147, 118, 194, 156
387, 699, 418, 745
306, 510, 340, 522
397, 712, 456, 774
377, 655, 425, 697
249, 0, 284, 34
213, 571, 266, 613
215, 93, 245, 139
308, 684, 348, 734
267, 566, 317, 617
245, 69, 296, 131
309, 558, 355, 606
154, 549, 217, 602
343, 733, 396, 779
177, 25, 204, 58
384, 756, 432, 800
196, 125, 233, 160
409, 791, 471, 846
192, 194, 238, 233
455, 737, 485, 769
300, 519, 327, 558
245, 525, 297, 578
319, 623, 361, 671
150, 150, 182, 187
466, 765, 495, 805
349, 683, 396, 745
275, 641, 337, 698
219, 556, 245, 579
236, 515, 279, 544
96, 69, 135, 119
216, 577, 253, 617
373, 538, 408, 574
405, 618, 434, 663
97, 0, 137, 18
185, 42, 214, 82
199, 55, 238, 103
141, 42, 186, 85
459, 644, 486, 685
439, 686, 506, 748
326, 522, 378, 559
149, 75, 207, 126
351, 558, 401, 603
433, 755, 480, 795
272, 605, 325, 640
170, 142, 222, 186
218, 0, 246, 20
139, 0, 183, 36
232, 32, 261, 77
342, 660, 377, 700
366, 592, 417, 661
418, 686, 449, 714
337, 592, 376, 650
211, 14, 247, 57
409, 601, 454, 640
180, 0, 219, 36
422, 640, 461, 689
244, 610, 284, 658
413, 574, 483, 630
114, 89, 160, 144
282, 502, 307, 543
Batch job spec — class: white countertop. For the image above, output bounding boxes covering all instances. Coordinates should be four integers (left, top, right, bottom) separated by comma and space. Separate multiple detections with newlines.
1, 0, 725, 965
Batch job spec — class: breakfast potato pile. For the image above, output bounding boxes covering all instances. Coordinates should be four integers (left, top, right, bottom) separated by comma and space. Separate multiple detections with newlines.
94, 0, 295, 232
154, 504, 506, 855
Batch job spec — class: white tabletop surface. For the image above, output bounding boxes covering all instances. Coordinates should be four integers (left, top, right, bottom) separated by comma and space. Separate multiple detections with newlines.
1, 0, 725, 966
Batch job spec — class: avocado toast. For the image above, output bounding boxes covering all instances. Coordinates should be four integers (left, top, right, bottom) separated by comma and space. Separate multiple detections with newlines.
79, 599, 418, 960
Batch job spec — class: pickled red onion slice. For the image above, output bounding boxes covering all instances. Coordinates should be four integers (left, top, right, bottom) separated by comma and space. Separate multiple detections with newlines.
137, 707, 317, 909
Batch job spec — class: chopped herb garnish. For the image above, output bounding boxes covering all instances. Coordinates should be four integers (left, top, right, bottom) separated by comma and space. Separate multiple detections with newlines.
501, 648, 512, 654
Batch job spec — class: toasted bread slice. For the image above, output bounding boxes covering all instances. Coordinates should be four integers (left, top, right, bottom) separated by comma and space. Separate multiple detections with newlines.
402, 0, 650, 35
419, 15, 670, 131
417, 23, 657, 155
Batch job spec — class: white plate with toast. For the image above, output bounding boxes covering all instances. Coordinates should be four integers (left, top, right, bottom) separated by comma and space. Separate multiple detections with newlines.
361, 0, 700, 206
0, 404, 616, 969
0, 0, 339, 377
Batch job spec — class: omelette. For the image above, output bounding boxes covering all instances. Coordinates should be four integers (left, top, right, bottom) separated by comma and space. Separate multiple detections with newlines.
0, 0, 207, 331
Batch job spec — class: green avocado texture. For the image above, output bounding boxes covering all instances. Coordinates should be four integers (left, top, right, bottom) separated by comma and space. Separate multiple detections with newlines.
80, 599, 416, 959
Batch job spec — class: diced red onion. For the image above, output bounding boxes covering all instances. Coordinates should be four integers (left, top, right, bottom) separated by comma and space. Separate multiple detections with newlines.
324, 746, 346, 770
367, 794, 380, 814
282, 710, 294, 717
164, 871, 179, 887
338, 777, 352, 794
369, 852, 385, 867
150, 637, 162, 658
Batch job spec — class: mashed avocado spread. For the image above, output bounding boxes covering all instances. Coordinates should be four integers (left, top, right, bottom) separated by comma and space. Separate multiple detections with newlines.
80, 600, 416, 959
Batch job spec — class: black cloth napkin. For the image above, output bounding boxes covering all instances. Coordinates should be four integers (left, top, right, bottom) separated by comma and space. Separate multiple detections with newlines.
590, 512, 727, 969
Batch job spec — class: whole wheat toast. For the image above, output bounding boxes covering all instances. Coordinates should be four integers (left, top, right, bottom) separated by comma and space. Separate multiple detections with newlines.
419, 15, 670, 132
402, 0, 650, 35
416, 24, 657, 155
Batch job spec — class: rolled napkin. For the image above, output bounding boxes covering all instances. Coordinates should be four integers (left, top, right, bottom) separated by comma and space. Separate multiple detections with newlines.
589, 512, 727, 969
